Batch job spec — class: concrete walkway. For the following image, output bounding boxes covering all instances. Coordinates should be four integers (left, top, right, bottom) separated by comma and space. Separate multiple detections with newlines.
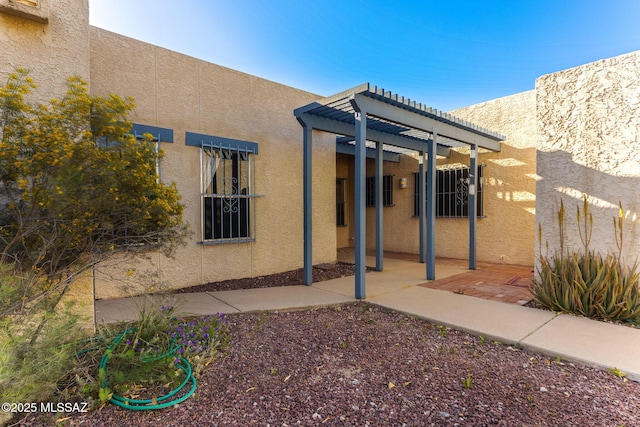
96, 255, 640, 382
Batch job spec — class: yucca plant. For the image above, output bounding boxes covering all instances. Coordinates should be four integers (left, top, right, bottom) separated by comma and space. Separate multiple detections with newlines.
531, 198, 640, 323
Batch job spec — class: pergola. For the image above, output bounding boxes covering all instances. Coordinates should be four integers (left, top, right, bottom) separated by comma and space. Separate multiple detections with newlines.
294, 83, 504, 299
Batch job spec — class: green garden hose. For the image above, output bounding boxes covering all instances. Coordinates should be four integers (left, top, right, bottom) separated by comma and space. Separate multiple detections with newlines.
99, 329, 197, 410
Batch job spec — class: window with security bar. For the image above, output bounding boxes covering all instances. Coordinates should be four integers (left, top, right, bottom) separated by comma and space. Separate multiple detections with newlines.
201, 146, 256, 243
413, 165, 484, 218
366, 175, 394, 207
336, 178, 347, 226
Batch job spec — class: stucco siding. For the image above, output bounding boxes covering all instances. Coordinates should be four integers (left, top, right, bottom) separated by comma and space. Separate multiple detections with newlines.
336, 154, 353, 248
363, 155, 421, 253
89, 28, 336, 298
536, 50, 640, 263
0, 0, 89, 102
7, 2, 638, 297
447, 91, 537, 266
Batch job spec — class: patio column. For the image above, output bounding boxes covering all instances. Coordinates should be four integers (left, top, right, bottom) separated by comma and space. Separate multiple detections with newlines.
354, 110, 367, 299
426, 133, 437, 280
418, 150, 426, 263
375, 140, 383, 271
469, 144, 478, 270
302, 123, 313, 285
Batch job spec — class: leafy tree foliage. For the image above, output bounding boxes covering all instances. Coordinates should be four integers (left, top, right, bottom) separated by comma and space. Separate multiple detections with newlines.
0, 69, 187, 315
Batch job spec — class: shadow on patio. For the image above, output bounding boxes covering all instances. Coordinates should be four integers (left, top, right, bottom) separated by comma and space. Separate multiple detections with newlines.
337, 248, 534, 305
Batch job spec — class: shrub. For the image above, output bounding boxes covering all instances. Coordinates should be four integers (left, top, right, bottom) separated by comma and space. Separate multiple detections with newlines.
0, 276, 90, 405
0, 274, 230, 415
0, 69, 187, 318
531, 198, 640, 323
0, 68, 189, 419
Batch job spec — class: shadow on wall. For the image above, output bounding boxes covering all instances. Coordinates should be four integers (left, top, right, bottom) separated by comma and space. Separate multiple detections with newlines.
433, 143, 537, 265
536, 148, 639, 255
476, 144, 537, 216
337, 142, 539, 266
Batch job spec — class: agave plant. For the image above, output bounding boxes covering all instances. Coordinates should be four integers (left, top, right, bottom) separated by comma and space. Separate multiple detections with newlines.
531, 197, 640, 323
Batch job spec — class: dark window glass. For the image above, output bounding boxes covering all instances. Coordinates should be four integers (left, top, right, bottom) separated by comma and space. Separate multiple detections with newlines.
366, 175, 393, 207
202, 147, 253, 242
336, 178, 347, 226
413, 166, 484, 218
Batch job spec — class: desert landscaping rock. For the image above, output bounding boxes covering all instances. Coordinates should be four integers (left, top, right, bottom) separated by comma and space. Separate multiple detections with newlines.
17, 303, 640, 426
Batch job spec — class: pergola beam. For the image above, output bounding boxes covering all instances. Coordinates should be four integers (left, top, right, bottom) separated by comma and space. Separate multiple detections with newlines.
298, 113, 451, 157
336, 138, 401, 163
351, 94, 502, 152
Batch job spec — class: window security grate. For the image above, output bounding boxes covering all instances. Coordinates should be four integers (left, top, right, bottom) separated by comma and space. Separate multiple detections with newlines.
413, 165, 484, 218
201, 145, 256, 243
366, 175, 394, 207
336, 178, 347, 226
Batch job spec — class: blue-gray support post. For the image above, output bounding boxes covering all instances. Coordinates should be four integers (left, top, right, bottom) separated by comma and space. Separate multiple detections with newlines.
469, 144, 478, 270
354, 111, 367, 299
426, 134, 437, 280
302, 124, 313, 285
375, 141, 383, 271
418, 151, 426, 264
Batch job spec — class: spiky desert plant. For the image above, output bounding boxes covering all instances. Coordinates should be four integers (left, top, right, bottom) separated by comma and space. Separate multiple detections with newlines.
531, 197, 640, 323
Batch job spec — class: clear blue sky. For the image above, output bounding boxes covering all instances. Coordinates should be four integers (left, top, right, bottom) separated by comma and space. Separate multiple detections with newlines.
89, 0, 640, 112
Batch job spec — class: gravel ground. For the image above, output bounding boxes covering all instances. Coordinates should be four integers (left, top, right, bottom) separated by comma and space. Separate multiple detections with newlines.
12, 265, 640, 426
15, 303, 640, 426
172, 262, 370, 293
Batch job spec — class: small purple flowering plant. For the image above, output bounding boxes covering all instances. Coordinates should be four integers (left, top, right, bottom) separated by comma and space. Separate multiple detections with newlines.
167, 309, 230, 375
102, 304, 230, 397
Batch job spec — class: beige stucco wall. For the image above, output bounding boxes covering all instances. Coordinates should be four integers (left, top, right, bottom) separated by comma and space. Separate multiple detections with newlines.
363, 154, 421, 253
89, 28, 336, 298
535, 51, 640, 263
447, 91, 537, 266
347, 52, 637, 269
336, 152, 423, 253
9, 1, 635, 297
0, 0, 89, 102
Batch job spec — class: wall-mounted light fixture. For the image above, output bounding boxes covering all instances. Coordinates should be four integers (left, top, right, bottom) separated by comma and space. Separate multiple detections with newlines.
399, 177, 408, 189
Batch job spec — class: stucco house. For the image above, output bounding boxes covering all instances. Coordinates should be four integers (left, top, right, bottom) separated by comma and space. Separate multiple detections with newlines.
2, 0, 639, 299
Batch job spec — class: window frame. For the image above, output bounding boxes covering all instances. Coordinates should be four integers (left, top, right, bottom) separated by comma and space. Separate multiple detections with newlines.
336, 178, 348, 227
0, 0, 49, 23
366, 175, 394, 208
413, 165, 484, 218
200, 143, 257, 244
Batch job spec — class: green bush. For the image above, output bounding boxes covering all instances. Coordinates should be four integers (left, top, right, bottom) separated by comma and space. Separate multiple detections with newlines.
531, 198, 640, 323
0, 293, 90, 404
0, 70, 187, 317
0, 69, 190, 419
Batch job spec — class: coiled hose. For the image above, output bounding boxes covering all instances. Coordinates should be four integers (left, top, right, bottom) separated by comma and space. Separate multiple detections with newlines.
99, 329, 197, 410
